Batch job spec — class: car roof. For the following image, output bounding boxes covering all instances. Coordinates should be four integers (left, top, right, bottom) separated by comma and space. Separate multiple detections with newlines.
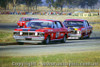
64, 19, 85, 22
30, 19, 59, 22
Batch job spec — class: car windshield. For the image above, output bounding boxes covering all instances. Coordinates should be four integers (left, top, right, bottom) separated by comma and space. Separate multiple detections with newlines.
63, 21, 83, 28
26, 21, 52, 29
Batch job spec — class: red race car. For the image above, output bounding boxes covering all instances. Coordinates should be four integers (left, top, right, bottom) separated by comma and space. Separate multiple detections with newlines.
13, 19, 68, 44
63, 19, 93, 39
17, 17, 38, 28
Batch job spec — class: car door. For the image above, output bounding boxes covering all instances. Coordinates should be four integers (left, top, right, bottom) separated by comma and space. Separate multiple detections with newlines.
50, 22, 59, 40
84, 21, 88, 35
56, 21, 65, 39
85, 21, 91, 34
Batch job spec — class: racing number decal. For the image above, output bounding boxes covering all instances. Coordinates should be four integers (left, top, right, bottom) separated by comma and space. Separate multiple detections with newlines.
56, 32, 59, 38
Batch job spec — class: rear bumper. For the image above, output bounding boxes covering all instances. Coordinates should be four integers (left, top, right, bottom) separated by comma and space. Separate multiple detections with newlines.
68, 33, 81, 39
13, 36, 44, 43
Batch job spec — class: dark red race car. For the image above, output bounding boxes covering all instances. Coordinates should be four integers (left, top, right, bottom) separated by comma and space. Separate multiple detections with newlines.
13, 19, 68, 44
17, 17, 38, 28
63, 19, 93, 39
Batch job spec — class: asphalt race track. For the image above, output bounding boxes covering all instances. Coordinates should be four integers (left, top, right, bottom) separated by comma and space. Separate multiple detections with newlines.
0, 23, 100, 56
0, 23, 17, 30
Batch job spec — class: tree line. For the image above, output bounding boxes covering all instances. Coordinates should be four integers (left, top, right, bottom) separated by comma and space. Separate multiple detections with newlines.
0, 0, 99, 12
0, 0, 42, 12
46, 0, 99, 11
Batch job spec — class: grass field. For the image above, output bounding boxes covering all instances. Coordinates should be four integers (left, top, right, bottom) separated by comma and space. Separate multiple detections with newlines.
0, 15, 100, 23
0, 15, 100, 31
0, 30, 15, 43
0, 51, 100, 67
0, 15, 100, 67
0, 15, 100, 42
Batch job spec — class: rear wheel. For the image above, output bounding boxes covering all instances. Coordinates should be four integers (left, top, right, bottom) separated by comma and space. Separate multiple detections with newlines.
17, 42, 24, 45
61, 35, 67, 43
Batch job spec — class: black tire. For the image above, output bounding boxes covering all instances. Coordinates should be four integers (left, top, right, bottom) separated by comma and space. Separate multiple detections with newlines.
43, 36, 50, 44
17, 42, 24, 45
18, 26, 23, 28
79, 34, 83, 40
87, 34, 90, 38
61, 35, 67, 43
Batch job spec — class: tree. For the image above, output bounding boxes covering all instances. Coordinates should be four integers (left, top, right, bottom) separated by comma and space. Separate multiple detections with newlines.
56, 0, 66, 11
87, 0, 98, 9
32, 0, 42, 11
25, 0, 31, 12
24, 0, 42, 12
0, 0, 9, 10
46, 0, 65, 11
79, 0, 99, 8
12, 0, 17, 12
46, 0, 54, 9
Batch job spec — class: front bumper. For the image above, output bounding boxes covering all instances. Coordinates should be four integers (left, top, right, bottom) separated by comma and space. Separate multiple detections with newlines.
17, 22, 24, 26
13, 36, 44, 43
68, 33, 81, 39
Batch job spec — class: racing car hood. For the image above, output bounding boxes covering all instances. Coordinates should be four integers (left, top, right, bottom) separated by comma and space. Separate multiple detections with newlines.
67, 26, 84, 31
14, 28, 53, 32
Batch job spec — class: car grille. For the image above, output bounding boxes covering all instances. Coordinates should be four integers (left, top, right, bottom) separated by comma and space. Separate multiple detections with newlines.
14, 32, 35, 36
70, 30, 77, 34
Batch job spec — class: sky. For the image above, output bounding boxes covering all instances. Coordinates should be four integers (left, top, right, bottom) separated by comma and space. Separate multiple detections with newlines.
42, 0, 46, 6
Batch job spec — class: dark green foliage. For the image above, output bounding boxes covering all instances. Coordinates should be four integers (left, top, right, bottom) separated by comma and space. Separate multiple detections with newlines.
0, 0, 9, 9
0, 0, 99, 11
46, 0, 99, 10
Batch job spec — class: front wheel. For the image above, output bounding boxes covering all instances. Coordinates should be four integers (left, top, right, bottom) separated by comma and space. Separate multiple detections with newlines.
43, 36, 50, 44
18, 26, 23, 28
17, 42, 24, 45
61, 35, 67, 43
79, 34, 83, 40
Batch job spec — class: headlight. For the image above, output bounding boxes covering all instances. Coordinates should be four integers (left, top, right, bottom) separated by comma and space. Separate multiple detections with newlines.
38, 32, 44, 36
20, 32, 23, 35
13, 32, 20, 35
35, 32, 38, 36
77, 31, 81, 34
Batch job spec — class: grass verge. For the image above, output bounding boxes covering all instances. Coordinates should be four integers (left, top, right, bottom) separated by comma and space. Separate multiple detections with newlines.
0, 15, 100, 31
0, 30, 15, 43
0, 51, 100, 67
91, 24, 100, 31
0, 15, 100, 23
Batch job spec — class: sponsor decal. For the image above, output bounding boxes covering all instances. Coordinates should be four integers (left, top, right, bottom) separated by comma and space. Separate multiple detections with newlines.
61, 33, 64, 36
74, 28, 78, 30
51, 33, 53, 37
56, 32, 59, 38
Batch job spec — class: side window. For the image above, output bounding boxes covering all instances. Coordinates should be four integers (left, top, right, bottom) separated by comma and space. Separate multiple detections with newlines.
56, 21, 63, 28
86, 21, 89, 26
52, 22, 57, 28
85, 21, 89, 27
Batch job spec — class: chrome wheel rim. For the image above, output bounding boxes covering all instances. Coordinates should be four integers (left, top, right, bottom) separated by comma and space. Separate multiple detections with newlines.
46, 37, 49, 44
64, 36, 66, 42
